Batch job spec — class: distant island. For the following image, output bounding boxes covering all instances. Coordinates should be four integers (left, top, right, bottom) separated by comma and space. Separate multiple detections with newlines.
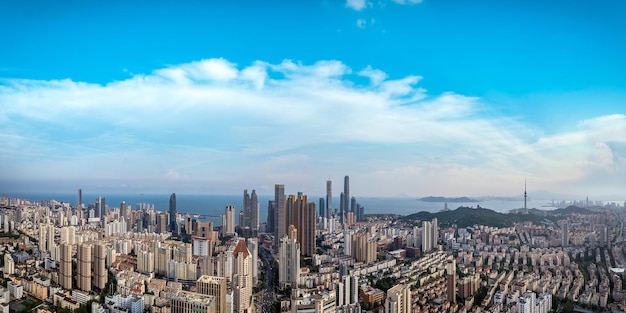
419, 196, 479, 203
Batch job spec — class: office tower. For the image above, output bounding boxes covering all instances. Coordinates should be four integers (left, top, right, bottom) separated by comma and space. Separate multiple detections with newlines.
267, 201, 275, 233
242, 189, 259, 231
279, 235, 300, 289
93, 243, 107, 289
232, 240, 253, 313
274, 184, 286, 246
446, 259, 456, 303
350, 196, 356, 214
326, 180, 332, 220
340, 192, 345, 224
96, 196, 105, 219
59, 243, 73, 290
169, 193, 177, 233
77, 242, 93, 291
319, 198, 325, 219
77, 188, 82, 213
561, 222, 569, 247
120, 201, 128, 222
343, 176, 350, 222
158, 213, 168, 233
222, 205, 235, 237
197, 275, 227, 313
385, 284, 411, 313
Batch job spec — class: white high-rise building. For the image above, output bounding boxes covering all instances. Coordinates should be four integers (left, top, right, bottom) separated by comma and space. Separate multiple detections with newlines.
222, 205, 235, 237
385, 284, 411, 313
337, 275, 359, 307
232, 239, 253, 313
60, 226, 75, 245
279, 235, 300, 289
3, 254, 14, 275
246, 238, 258, 285
193, 237, 210, 257
344, 231, 353, 256
517, 291, 536, 313
421, 221, 432, 252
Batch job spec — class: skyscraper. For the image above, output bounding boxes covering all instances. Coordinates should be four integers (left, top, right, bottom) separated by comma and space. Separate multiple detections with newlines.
59, 242, 73, 290
169, 193, 177, 233
77, 188, 82, 213
243, 189, 259, 231
319, 198, 325, 219
77, 242, 93, 292
326, 180, 332, 220
350, 196, 356, 213
279, 235, 300, 289
93, 243, 108, 289
267, 200, 275, 233
222, 205, 235, 237
339, 192, 345, 224
561, 222, 569, 247
286, 193, 316, 257
446, 259, 456, 303
274, 184, 286, 246
343, 176, 350, 224
232, 239, 253, 313
120, 201, 128, 222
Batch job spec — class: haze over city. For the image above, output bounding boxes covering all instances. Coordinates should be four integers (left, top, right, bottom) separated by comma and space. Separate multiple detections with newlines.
1, 1, 625, 198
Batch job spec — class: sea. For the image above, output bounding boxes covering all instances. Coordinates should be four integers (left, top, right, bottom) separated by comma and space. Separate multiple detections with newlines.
4, 192, 560, 227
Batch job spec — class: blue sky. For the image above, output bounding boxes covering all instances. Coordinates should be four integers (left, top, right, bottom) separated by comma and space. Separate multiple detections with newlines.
1, 0, 625, 198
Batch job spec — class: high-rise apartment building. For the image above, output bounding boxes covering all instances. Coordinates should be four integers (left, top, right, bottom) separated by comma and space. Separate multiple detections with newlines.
120, 201, 128, 222
385, 284, 411, 313
196, 275, 227, 313
352, 232, 376, 264
77, 242, 93, 292
279, 235, 300, 289
286, 193, 316, 257
93, 243, 107, 290
169, 193, 177, 233
446, 259, 456, 303
170, 291, 216, 313
232, 239, 253, 313
221, 206, 235, 237
274, 184, 286, 246
59, 242, 73, 290
561, 222, 569, 247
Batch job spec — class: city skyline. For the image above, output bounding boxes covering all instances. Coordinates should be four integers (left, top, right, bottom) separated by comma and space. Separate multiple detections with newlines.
1, 1, 625, 198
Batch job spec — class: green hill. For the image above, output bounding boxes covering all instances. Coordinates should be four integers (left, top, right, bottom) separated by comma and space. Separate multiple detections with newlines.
403, 206, 549, 228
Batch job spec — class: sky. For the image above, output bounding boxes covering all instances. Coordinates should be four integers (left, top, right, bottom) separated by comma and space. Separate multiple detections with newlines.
1, 0, 625, 199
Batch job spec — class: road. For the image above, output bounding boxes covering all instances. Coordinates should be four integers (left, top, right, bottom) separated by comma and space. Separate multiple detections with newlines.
259, 247, 276, 313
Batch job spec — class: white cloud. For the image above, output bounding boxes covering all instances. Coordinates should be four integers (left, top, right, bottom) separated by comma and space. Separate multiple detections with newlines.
356, 18, 367, 29
0, 58, 625, 197
346, 0, 367, 11
391, 0, 422, 4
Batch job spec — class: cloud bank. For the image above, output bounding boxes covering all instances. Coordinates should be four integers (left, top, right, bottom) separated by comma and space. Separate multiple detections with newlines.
0, 58, 625, 198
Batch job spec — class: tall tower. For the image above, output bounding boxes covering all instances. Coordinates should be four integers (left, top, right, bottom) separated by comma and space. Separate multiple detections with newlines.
93, 243, 108, 289
274, 184, 286, 246
524, 179, 528, 214
266, 201, 275, 233
286, 194, 316, 257
120, 201, 128, 222
222, 206, 235, 237
232, 239, 253, 313
385, 284, 411, 313
561, 222, 569, 247
77, 242, 93, 292
343, 176, 350, 224
326, 179, 332, 220
59, 243, 73, 290
279, 235, 300, 289
446, 259, 456, 303
77, 188, 82, 213
169, 193, 177, 233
